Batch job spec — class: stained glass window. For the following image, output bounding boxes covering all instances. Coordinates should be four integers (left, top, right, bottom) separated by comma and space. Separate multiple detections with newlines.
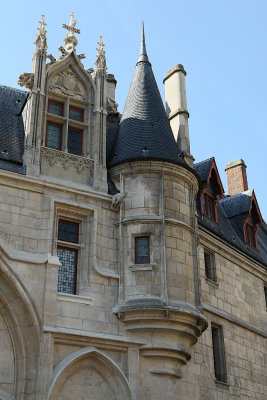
48, 101, 63, 116
69, 106, 83, 122
46, 123, 62, 150
68, 128, 82, 155
57, 247, 77, 294
58, 220, 79, 243
135, 236, 150, 264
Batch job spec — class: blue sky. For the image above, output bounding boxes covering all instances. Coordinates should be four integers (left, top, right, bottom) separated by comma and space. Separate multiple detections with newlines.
1, 0, 267, 218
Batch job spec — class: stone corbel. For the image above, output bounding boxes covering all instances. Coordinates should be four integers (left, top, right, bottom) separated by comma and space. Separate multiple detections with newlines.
17, 72, 34, 89
111, 192, 127, 211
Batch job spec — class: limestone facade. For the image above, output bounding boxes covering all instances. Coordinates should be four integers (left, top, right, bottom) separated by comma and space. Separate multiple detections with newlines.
0, 14, 266, 400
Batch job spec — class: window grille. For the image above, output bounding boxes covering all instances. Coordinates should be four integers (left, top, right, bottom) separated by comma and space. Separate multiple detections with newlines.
48, 100, 63, 116
57, 247, 77, 294
57, 220, 79, 294
68, 128, 82, 155
46, 123, 62, 150
135, 236, 150, 264
69, 106, 83, 122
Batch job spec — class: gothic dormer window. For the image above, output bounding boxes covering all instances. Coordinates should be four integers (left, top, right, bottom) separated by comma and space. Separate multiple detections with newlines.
243, 195, 262, 249
45, 96, 86, 156
200, 159, 224, 223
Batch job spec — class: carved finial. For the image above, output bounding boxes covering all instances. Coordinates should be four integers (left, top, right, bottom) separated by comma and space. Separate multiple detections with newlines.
94, 35, 107, 77
62, 12, 80, 54
34, 14, 47, 53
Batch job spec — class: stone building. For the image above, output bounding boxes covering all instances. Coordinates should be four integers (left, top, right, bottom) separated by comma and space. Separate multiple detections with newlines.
0, 13, 266, 400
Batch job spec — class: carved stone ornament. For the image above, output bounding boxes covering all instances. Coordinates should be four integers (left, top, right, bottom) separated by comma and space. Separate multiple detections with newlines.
112, 192, 127, 211
47, 54, 56, 63
94, 35, 107, 77
18, 73, 34, 89
34, 15, 47, 53
48, 66, 86, 100
41, 147, 94, 176
107, 97, 118, 114
61, 12, 80, 55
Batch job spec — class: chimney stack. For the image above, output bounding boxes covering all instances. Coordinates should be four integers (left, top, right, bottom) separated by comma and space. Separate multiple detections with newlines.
163, 64, 193, 167
225, 159, 248, 196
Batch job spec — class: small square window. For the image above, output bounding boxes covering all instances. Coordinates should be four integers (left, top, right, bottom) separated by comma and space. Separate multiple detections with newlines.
46, 122, 62, 150
48, 100, 64, 116
68, 128, 83, 156
135, 236, 150, 264
211, 324, 227, 383
58, 220, 79, 243
204, 250, 216, 282
69, 106, 83, 122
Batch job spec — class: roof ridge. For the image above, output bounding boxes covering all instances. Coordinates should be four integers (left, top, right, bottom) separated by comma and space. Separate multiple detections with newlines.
194, 157, 214, 166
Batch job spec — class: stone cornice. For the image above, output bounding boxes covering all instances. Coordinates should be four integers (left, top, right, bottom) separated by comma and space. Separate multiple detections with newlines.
43, 325, 145, 346
198, 226, 267, 279
203, 303, 267, 338
110, 160, 200, 193
0, 168, 111, 203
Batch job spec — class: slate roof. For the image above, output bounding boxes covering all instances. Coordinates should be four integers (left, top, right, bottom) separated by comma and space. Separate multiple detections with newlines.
194, 158, 213, 182
219, 190, 253, 218
108, 25, 185, 168
195, 161, 267, 268
106, 114, 120, 162
0, 85, 27, 174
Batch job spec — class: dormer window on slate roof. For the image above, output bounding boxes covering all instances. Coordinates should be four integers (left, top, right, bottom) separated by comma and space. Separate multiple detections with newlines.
46, 98, 85, 156
197, 158, 224, 223
243, 194, 263, 249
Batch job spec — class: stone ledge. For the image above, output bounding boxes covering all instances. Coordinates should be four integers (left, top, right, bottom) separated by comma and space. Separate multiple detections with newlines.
43, 325, 145, 345
129, 263, 155, 272
203, 303, 267, 338
57, 292, 93, 305
205, 277, 219, 288
214, 379, 230, 389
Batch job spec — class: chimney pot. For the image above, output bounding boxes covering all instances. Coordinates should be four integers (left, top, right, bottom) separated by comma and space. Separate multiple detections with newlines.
225, 158, 248, 196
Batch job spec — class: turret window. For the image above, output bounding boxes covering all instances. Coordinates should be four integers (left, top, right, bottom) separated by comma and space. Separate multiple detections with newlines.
135, 236, 150, 264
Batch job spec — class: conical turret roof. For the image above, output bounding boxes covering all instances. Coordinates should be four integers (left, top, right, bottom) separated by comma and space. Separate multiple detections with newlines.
108, 23, 184, 167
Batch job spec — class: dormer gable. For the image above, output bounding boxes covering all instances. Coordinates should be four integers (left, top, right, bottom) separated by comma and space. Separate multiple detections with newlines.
242, 191, 263, 249
220, 189, 263, 250
18, 14, 111, 192
195, 157, 224, 223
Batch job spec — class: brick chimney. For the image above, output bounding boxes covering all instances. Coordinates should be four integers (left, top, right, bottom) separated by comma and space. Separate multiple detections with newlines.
225, 159, 248, 196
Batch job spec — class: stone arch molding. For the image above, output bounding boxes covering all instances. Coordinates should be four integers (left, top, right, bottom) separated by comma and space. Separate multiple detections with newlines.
0, 247, 40, 400
48, 347, 134, 400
